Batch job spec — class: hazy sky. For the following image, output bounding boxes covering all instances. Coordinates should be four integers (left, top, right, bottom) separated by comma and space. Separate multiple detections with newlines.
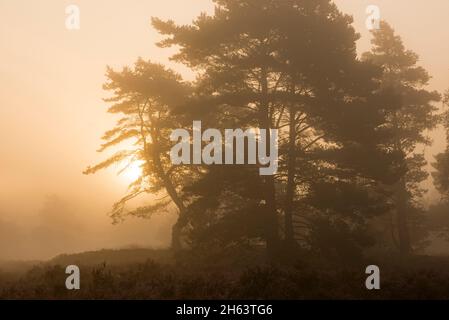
0, 0, 448, 260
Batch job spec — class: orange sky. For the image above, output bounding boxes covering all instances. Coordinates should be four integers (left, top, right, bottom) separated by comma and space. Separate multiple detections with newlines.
0, 0, 448, 259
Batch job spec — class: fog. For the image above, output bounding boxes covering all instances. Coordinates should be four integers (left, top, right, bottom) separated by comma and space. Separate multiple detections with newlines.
0, 194, 177, 260
1, 0, 448, 261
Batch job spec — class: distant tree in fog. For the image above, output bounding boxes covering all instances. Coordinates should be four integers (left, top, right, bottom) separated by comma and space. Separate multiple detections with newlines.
363, 21, 441, 254
433, 89, 449, 199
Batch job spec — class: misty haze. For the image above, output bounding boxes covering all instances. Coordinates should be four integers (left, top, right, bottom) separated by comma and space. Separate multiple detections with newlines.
1, 0, 449, 300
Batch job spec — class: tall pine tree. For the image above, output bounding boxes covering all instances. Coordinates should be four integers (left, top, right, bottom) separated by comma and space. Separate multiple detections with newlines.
363, 21, 440, 254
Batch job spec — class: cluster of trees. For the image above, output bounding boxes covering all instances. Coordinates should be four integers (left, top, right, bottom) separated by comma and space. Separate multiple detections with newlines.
85, 0, 446, 262
433, 90, 449, 200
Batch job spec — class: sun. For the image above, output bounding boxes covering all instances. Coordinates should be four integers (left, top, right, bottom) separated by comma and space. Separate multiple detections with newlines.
120, 161, 143, 183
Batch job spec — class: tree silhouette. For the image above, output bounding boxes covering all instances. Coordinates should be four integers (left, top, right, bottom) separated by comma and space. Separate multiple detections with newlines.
85, 3, 441, 262
84, 59, 192, 250
363, 21, 441, 254
152, 0, 399, 260
433, 89, 449, 199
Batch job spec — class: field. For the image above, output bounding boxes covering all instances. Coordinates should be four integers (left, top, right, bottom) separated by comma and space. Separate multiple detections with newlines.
2, 248, 449, 299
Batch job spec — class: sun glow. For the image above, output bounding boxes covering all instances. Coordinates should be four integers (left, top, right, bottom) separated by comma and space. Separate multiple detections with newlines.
120, 161, 143, 183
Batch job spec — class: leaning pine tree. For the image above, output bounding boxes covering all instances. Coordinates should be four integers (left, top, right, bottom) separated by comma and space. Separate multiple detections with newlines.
84, 59, 193, 251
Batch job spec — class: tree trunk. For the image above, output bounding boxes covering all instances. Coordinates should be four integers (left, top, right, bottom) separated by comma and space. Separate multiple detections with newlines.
396, 178, 411, 255
284, 105, 296, 243
151, 126, 187, 252
171, 211, 187, 252
260, 68, 279, 259
138, 108, 187, 252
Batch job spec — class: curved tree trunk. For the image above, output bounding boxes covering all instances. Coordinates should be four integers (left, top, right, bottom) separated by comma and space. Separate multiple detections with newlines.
138, 107, 187, 252
151, 127, 187, 252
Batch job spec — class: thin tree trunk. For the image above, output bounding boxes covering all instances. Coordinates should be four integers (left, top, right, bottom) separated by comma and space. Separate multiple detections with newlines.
284, 105, 296, 243
391, 127, 411, 255
260, 67, 279, 259
396, 178, 411, 254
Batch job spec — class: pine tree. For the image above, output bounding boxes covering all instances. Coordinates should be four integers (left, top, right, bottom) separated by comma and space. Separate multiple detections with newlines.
152, 0, 397, 259
362, 21, 441, 254
84, 58, 192, 250
433, 89, 449, 199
